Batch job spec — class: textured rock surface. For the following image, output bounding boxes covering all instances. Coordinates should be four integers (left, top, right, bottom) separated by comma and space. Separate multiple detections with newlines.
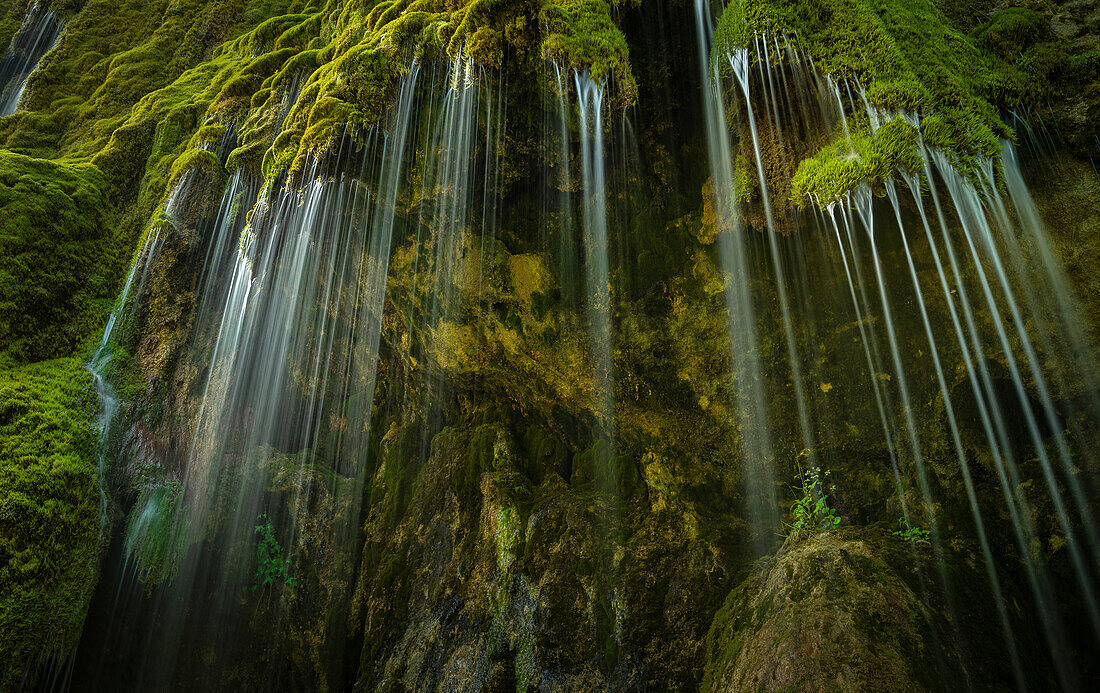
703, 526, 1049, 692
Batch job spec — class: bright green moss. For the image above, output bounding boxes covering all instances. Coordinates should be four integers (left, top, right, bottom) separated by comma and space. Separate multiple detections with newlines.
0, 358, 99, 688
224, 0, 637, 175
0, 0, 314, 365
2, 0, 637, 191
539, 0, 635, 99
791, 119, 922, 204
0, 152, 111, 363
167, 147, 223, 188
713, 0, 1074, 206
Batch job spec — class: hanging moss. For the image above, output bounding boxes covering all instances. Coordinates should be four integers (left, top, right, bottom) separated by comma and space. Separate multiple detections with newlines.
790, 119, 922, 204
166, 147, 223, 189
540, 0, 635, 101
713, 0, 1083, 205
0, 0, 311, 365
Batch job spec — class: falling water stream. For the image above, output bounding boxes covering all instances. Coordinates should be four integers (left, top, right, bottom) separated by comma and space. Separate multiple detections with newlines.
0, 2, 62, 116
575, 72, 617, 489
693, 0, 779, 549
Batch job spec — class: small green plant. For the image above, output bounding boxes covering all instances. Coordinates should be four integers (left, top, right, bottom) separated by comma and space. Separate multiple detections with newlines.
893, 516, 931, 542
253, 514, 297, 591
786, 455, 841, 535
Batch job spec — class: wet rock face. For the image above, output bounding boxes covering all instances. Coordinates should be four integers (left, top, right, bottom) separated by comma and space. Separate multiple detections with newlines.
3, 0, 1099, 687
1044, 0, 1100, 155
702, 526, 1051, 693
350, 420, 739, 692
1026, 151, 1100, 336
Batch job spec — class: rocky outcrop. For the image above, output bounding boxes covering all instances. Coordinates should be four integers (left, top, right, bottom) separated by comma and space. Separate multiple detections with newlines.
703, 526, 1050, 692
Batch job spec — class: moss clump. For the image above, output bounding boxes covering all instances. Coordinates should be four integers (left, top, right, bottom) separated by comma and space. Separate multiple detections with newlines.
715, 0, 1009, 140
0, 358, 100, 688
713, 0, 1079, 205
972, 7, 1049, 61
540, 0, 635, 100
790, 118, 921, 204
0, 152, 110, 362
702, 525, 1040, 691
166, 146, 223, 189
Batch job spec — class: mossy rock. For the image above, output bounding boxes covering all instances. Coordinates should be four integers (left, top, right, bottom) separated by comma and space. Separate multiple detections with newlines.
0, 358, 101, 689
0, 152, 111, 363
703, 524, 1052, 692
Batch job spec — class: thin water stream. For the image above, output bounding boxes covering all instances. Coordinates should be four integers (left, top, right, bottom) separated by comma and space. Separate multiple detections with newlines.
0, 2, 62, 116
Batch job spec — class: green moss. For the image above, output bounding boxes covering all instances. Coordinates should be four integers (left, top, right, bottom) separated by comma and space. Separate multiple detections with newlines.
713, 0, 1077, 206
972, 8, 1049, 60
0, 1, 313, 365
790, 118, 922, 204
1064, 49, 1100, 84
167, 146, 223, 188
539, 0, 635, 99
0, 152, 111, 362
0, 358, 100, 688
0, 2, 33, 52
495, 503, 520, 570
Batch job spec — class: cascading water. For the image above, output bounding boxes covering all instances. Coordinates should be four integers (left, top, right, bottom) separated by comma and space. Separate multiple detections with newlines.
87, 170, 191, 536
550, 63, 579, 308
693, 0, 779, 550
691, 20, 1100, 687
72, 56, 523, 688
575, 72, 617, 486
0, 2, 62, 116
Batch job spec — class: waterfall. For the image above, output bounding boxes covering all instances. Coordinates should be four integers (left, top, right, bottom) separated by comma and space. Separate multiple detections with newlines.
73, 55, 522, 687
551, 63, 580, 308
575, 71, 617, 480
88, 172, 186, 533
690, 18, 1100, 686
88, 227, 162, 523
0, 2, 62, 116
693, 0, 779, 550
53, 4, 1100, 689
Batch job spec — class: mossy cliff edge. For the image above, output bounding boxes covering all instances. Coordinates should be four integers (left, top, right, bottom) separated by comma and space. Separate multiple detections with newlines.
714, 0, 1100, 208
0, 0, 1098, 689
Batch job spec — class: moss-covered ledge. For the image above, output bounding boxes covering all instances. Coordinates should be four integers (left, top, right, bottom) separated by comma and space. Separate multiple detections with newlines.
712, 0, 1096, 207
224, 0, 638, 181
